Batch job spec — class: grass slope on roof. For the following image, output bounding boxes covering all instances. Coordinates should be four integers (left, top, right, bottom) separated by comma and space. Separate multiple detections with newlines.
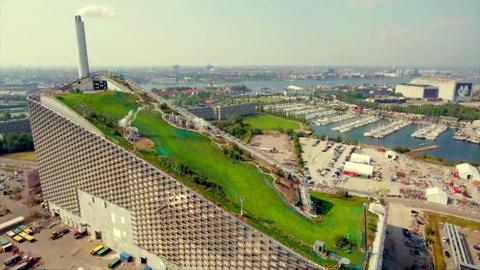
58, 91, 366, 265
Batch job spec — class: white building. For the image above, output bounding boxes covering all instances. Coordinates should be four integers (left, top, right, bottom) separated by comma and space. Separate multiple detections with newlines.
344, 162, 374, 178
456, 163, 480, 181
385, 151, 398, 160
426, 187, 448, 205
350, 153, 371, 164
395, 83, 438, 100
411, 78, 472, 102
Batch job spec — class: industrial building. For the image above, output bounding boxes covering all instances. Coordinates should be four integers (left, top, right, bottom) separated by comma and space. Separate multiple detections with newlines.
445, 223, 480, 270
28, 94, 321, 269
395, 83, 439, 100
349, 153, 371, 164
410, 78, 473, 102
456, 163, 480, 182
343, 162, 374, 178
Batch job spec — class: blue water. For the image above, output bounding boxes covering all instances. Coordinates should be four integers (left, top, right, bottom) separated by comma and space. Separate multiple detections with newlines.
313, 121, 480, 163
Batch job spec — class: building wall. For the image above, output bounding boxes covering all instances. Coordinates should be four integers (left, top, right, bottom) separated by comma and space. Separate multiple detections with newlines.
395, 84, 432, 99
187, 106, 216, 120
216, 103, 257, 120
0, 118, 31, 134
411, 79, 473, 102
28, 95, 321, 270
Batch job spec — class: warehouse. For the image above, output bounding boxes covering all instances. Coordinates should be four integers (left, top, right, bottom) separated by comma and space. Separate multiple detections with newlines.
350, 153, 371, 164
425, 187, 448, 205
410, 78, 472, 102
456, 163, 480, 181
343, 162, 374, 178
395, 83, 438, 100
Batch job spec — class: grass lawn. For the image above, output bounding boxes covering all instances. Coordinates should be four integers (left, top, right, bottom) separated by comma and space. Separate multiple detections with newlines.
0, 151, 37, 161
58, 92, 367, 265
244, 114, 302, 132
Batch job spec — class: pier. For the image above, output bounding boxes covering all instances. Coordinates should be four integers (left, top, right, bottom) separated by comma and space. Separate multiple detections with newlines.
411, 124, 447, 140
410, 144, 439, 153
331, 115, 380, 133
364, 120, 412, 139
314, 114, 356, 126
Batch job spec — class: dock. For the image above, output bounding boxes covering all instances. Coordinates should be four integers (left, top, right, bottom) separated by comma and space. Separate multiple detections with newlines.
364, 120, 411, 139
410, 144, 438, 153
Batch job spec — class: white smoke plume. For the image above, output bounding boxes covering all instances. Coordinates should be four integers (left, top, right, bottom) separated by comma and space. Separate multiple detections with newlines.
77, 4, 116, 18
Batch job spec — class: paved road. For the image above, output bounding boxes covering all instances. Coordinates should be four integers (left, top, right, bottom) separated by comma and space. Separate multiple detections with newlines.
386, 197, 480, 221
0, 157, 38, 169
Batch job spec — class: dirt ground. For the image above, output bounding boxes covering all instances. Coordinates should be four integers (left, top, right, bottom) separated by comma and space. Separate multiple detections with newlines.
135, 137, 155, 151
382, 203, 433, 270
250, 132, 296, 170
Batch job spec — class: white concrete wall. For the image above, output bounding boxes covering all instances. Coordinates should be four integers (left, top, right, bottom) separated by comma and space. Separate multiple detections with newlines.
77, 190, 166, 269
395, 85, 425, 99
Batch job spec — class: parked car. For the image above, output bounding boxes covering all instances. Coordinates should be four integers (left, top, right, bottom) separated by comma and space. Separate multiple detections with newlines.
445, 251, 451, 258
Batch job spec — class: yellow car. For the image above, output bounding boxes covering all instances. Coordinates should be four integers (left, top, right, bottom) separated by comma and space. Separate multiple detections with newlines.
23, 228, 33, 235
90, 244, 104, 255
12, 235, 23, 243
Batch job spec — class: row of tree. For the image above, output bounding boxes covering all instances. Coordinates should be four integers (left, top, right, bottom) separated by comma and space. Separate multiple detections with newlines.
0, 132, 34, 154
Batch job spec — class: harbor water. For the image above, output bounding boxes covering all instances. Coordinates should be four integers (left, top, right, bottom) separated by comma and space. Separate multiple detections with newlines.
312, 121, 480, 163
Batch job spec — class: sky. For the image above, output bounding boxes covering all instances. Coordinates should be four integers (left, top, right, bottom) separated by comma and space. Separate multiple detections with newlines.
0, 0, 479, 68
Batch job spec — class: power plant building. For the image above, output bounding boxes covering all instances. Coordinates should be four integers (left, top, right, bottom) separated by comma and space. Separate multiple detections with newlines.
410, 78, 473, 102
395, 83, 439, 100
27, 94, 321, 269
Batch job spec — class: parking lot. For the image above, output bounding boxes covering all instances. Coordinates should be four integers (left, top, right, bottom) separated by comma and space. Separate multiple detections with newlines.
382, 203, 433, 270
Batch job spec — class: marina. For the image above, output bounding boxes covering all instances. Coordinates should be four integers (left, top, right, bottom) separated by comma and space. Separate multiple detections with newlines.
411, 124, 448, 140
314, 114, 357, 126
363, 120, 412, 139
311, 121, 480, 163
454, 124, 480, 144
331, 115, 380, 133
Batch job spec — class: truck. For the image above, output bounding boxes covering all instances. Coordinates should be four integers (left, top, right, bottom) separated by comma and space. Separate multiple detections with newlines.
50, 227, 70, 240
3, 254, 21, 266
73, 227, 87, 239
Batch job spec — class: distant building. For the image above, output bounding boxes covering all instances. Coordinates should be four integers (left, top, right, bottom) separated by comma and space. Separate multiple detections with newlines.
395, 83, 439, 100
187, 105, 216, 120
410, 78, 473, 102
216, 103, 257, 120
367, 97, 406, 104
188, 103, 257, 121
0, 82, 38, 92
0, 119, 31, 134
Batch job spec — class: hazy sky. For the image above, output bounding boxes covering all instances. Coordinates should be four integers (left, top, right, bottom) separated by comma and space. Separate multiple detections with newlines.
1, 0, 479, 68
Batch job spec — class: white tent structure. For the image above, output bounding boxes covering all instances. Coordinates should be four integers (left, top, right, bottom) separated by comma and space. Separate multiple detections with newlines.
385, 150, 399, 160
456, 163, 480, 181
344, 162, 374, 177
426, 187, 448, 205
350, 153, 371, 164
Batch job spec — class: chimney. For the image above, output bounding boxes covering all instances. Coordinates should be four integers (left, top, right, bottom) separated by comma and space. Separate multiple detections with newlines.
75, 15, 90, 79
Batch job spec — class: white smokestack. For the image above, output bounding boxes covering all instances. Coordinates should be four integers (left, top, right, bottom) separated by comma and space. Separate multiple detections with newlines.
75, 15, 90, 79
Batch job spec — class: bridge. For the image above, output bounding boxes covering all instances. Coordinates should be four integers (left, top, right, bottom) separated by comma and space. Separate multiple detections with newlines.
125, 79, 315, 217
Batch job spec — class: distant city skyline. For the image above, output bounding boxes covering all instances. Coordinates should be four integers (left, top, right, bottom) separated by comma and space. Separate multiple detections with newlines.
1, 0, 479, 68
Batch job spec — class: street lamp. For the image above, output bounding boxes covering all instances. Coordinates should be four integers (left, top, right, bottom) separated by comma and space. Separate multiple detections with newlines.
240, 195, 246, 217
